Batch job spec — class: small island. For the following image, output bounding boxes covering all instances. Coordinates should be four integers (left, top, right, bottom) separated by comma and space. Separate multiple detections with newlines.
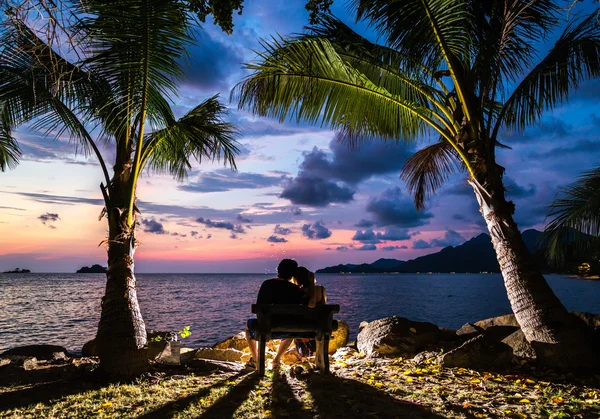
76, 264, 108, 274
2, 268, 31, 273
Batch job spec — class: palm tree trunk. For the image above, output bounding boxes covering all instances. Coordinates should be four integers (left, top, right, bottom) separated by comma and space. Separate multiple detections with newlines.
96, 159, 148, 376
469, 178, 596, 370
96, 228, 148, 376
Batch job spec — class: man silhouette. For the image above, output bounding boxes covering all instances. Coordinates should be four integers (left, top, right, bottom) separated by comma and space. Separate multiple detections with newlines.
245, 259, 307, 368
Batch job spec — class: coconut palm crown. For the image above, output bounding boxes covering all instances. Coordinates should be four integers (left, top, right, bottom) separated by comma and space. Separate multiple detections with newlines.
544, 167, 600, 266
0, 0, 239, 375
235, 0, 600, 369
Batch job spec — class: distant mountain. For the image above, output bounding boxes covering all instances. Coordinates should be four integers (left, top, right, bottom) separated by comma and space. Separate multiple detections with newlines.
77, 264, 107, 274
317, 229, 557, 274
317, 258, 404, 274
371, 258, 405, 270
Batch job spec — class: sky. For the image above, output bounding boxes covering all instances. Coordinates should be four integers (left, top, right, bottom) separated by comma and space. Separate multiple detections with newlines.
1, 0, 599, 273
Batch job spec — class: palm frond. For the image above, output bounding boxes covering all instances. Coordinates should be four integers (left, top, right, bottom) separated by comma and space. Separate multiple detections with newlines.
543, 167, 600, 266
235, 36, 450, 143
352, 0, 471, 70
400, 139, 463, 210
306, 14, 452, 124
0, 19, 110, 182
80, 0, 193, 127
0, 106, 21, 171
470, 0, 556, 120
142, 95, 239, 181
496, 12, 600, 136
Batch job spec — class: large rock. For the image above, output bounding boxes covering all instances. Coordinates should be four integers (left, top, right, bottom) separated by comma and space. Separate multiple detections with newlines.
82, 339, 97, 357
180, 348, 196, 365
474, 312, 600, 330
474, 314, 519, 329
456, 323, 482, 337
573, 312, 600, 328
502, 329, 536, 360
213, 332, 249, 351
194, 348, 244, 363
329, 320, 350, 354
1, 345, 70, 361
357, 316, 442, 357
439, 334, 513, 369
213, 332, 280, 352
23, 357, 38, 370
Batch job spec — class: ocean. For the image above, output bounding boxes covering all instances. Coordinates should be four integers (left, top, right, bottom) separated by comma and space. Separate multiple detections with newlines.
0, 273, 598, 353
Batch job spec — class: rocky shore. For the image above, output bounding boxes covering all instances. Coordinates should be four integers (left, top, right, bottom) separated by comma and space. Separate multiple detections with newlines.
1, 313, 599, 418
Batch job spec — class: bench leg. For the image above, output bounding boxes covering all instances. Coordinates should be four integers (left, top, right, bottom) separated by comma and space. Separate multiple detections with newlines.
316, 336, 330, 373
258, 334, 266, 377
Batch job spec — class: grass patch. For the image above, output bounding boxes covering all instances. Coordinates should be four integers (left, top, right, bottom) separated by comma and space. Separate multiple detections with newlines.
0, 355, 598, 418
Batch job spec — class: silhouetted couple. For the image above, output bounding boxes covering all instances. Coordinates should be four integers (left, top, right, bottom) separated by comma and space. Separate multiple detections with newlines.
245, 259, 327, 369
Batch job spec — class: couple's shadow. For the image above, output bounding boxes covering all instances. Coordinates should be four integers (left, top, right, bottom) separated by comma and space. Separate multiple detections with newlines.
196, 368, 443, 418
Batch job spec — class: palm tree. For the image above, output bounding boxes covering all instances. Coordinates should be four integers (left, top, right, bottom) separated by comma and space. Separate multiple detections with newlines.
235, 0, 600, 369
544, 167, 600, 268
0, 0, 238, 376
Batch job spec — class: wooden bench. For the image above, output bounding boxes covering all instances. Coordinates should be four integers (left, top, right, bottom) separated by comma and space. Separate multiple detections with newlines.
250, 304, 340, 377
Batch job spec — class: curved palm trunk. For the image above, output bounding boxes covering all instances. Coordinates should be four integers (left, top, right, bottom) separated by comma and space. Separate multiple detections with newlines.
96, 159, 148, 376
469, 178, 596, 370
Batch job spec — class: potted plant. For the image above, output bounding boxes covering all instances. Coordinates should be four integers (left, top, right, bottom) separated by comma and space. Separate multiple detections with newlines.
147, 326, 191, 365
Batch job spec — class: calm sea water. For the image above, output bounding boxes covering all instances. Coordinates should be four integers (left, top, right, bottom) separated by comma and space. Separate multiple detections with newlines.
0, 273, 599, 353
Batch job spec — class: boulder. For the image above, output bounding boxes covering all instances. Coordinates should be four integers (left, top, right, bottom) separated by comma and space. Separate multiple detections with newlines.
213, 331, 249, 351
484, 326, 520, 341
474, 312, 600, 330
213, 332, 280, 352
23, 357, 38, 370
180, 348, 197, 365
357, 316, 442, 357
82, 339, 97, 357
0, 358, 10, 368
456, 323, 482, 337
194, 348, 244, 363
439, 327, 460, 341
502, 329, 536, 360
439, 334, 513, 370
1, 345, 70, 361
474, 314, 519, 329
332, 347, 358, 360
573, 312, 600, 328
412, 351, 438, 365
329, 320, 350, 354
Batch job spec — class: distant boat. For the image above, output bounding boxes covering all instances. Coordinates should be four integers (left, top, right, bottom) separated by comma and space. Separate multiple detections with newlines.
3, 268, 31, 273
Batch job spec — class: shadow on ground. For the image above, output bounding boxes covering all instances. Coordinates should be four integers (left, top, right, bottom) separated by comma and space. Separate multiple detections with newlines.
306, 373, 444, 419
139, 370, 252, 419
0, 363, 108, 412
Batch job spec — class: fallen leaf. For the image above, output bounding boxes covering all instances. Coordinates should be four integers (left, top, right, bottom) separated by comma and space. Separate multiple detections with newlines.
470, 378, 481, 383
551, 397, 564, 404
101, 402, 113, 408
462, 402, 472, 408
519, 399, 530, 404
409, 328, 417, 333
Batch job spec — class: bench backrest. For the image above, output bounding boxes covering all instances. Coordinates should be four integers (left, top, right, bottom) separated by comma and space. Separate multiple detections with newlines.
251, 304, 340, 338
